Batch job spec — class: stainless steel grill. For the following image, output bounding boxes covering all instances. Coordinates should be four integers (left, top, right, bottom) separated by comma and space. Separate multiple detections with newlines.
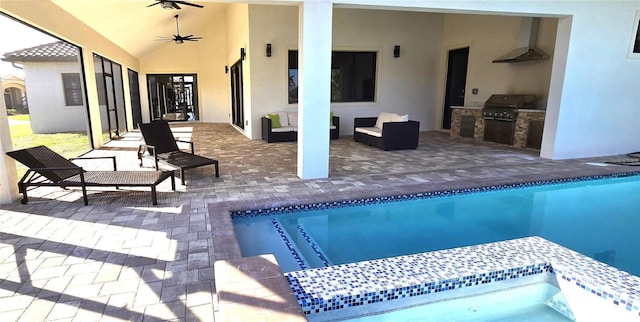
482, 94, 536, 122
482, 94, 536, 145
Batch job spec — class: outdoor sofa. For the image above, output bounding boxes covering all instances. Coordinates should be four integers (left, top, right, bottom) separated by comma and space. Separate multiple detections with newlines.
354, 112, 420, 151
262, 111, 340, 142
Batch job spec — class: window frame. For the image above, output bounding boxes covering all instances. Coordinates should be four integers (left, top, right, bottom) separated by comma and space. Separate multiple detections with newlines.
61, 73, 84, 106
288, 50, 377, 104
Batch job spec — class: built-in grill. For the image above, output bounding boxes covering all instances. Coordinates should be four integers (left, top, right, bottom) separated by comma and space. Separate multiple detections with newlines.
483, 94, 536, 144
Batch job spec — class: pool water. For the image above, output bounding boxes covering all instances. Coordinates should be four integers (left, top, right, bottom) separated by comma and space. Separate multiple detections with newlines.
233, 175, 640, 274
342, 282, 574, 322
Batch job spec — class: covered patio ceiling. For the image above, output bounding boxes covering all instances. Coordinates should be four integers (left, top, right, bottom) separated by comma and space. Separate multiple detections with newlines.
51, 0, 229, 57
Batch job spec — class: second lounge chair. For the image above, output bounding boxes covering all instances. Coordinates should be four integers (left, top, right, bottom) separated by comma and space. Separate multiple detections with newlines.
138, 120, 220, 185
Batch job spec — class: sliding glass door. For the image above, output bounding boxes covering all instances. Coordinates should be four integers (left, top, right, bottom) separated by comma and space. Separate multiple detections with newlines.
147, 74, 198, 121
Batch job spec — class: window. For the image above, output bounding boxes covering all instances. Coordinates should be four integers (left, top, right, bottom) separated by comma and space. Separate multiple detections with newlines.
288, 50, 377, 104
62, 73, 83, 106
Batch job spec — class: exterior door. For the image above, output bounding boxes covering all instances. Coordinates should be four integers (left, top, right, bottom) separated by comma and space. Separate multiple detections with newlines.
147, 74, 198, 121
230, 60, 244, 129
94, 54, 126, 140
442, 47, 469, 129
128, 68, 142, 128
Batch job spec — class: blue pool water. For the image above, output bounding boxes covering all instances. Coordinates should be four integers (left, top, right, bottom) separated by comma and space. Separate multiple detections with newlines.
233, 175, 640, 274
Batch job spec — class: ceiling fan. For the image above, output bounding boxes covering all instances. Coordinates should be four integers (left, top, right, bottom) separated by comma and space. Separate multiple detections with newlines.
147, 0, 203, 10
157, 15, 202, 44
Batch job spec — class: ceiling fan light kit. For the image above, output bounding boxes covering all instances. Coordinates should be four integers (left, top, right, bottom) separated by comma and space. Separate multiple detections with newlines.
148, 0, 204, 10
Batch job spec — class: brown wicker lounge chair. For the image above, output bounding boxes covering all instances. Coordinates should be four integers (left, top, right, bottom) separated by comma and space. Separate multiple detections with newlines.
138, 120, 219, 185
6, 145, 175, 205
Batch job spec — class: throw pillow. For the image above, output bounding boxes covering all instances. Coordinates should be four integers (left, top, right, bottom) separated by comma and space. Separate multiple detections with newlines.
375, 112, 396, 129
266, 113, 281, 128
288, 112, 298, 127
330, 111, 334, 126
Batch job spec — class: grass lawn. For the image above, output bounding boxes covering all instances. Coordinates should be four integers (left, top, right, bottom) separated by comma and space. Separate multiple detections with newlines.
8, 114, 91, 178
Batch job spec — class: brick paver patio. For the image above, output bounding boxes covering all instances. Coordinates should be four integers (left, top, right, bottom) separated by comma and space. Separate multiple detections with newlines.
0, 123, 636, 321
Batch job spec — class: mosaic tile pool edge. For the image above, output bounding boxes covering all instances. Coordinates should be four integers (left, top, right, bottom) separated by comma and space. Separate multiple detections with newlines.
230, 172, 640, 219
285, 236, 640, 318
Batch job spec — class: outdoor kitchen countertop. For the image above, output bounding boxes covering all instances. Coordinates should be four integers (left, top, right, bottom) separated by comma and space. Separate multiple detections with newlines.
451, 106, 482, 110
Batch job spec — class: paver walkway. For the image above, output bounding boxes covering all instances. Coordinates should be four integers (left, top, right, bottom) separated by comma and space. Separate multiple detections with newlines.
0, 123, 636, 321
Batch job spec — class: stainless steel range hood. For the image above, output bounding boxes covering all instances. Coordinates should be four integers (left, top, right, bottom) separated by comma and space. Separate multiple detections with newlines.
492, 17, 549, 63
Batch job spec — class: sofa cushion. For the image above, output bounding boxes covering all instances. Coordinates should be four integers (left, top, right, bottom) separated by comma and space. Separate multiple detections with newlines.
355, 126, 382, 138
272, 126, 295, 133
330, 111, 335, 126
266, 113, 282, 128
288, 112, 298, 127
375, 112, 396, 129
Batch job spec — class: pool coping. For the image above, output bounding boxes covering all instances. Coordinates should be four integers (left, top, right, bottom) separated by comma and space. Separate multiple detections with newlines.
212, 171, 640, 321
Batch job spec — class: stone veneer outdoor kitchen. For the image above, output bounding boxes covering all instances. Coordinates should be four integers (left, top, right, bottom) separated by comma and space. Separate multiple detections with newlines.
450, 106, 546, 149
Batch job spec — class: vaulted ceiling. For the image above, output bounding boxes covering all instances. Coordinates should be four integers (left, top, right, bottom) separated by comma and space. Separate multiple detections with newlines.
51, 0, 228, 57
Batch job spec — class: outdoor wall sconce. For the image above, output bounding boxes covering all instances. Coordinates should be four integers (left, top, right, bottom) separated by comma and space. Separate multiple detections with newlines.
240, 48, 246, 60
266, 43, 272, 57
225, 65, 229, 74
394, 45, 400, 58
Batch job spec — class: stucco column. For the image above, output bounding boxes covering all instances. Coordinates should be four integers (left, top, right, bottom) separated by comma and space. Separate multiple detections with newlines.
0, 84, 18, 204
297, 0, 332, 179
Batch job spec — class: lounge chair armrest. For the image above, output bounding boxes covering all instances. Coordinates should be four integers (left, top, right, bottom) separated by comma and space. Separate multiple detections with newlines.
138, 144, 158, 157
70, 156, 117, 171
176, 139, 195, 154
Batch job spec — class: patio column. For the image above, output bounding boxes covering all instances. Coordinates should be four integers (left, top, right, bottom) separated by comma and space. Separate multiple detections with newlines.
297, 0, 332, 179
0, 86, 18, 204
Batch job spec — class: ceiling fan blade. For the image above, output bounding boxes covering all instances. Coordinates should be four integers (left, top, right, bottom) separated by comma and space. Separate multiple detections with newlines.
175, 1, 204, 8
147, 2, 161, 7
172, 3, 181, 9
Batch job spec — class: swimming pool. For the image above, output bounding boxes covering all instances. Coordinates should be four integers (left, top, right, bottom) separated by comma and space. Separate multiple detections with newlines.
233, 174, 640, 275
231, 173, 640, 320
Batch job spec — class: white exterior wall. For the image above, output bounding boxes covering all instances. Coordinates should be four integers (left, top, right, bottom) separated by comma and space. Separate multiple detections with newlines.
23, 62, 88, 134
441, 14, 557, 108
247, 6, 444, 138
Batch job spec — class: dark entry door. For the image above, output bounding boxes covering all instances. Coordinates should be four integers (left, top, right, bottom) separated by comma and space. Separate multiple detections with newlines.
230, 60, 244, 129
128, 69, 142, 128
442, 47, 469, 129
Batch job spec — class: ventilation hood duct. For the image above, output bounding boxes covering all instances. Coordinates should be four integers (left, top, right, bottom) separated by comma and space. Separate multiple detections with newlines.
492, 17, 549, 63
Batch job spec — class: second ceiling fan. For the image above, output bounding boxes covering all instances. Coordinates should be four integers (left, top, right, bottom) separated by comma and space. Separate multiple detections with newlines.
158, 14, 202, 44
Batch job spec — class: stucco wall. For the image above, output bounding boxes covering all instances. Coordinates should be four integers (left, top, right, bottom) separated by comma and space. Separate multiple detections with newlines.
139, 8, 229, 124
227, 3, 251, 136
23, 62, 88, 133
247, 6, 445, 138
442, 14, 557, 108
